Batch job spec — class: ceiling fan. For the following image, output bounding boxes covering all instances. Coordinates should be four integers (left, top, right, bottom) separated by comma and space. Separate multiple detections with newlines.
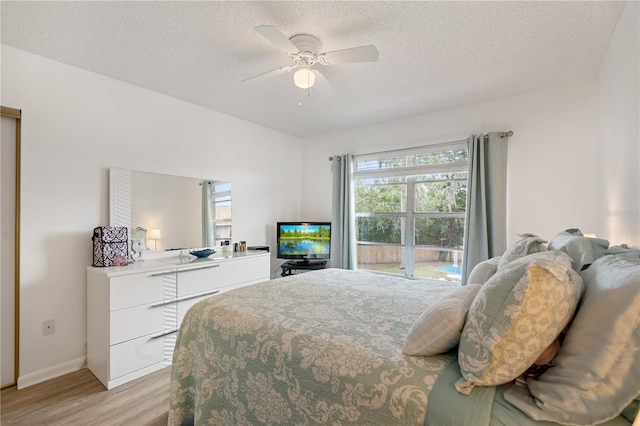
242, 25, 379, 93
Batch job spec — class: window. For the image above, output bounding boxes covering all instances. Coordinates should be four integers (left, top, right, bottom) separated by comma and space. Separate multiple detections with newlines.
212, 181, 232, 246
353, 143, 468, 281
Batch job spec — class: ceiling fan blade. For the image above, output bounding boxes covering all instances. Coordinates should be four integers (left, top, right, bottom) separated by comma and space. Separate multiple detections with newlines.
312, 70, 336, 98
320, 45, 379, 65
255, 25, 298, 53
313, 70, 336, 98
241, 65, 295, 86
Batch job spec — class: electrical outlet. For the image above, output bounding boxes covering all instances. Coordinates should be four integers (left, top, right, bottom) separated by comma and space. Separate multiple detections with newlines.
43, 319, 55, 336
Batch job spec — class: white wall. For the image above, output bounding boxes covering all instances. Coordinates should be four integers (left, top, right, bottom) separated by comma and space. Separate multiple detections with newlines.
301, 79, 600, 246
1, 45, 302, 388
597, 1, 639, 248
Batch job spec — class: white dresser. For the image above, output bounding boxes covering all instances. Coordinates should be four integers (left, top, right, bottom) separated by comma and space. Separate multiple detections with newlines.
86, 250, 270, 389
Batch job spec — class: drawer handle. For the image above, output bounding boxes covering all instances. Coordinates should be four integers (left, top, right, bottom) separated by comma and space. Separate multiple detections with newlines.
149, 289, 221, 308
147, 263, 220, 277
149, 329, 179, 340
148, 270, 176, 277
179, 264, 221, 273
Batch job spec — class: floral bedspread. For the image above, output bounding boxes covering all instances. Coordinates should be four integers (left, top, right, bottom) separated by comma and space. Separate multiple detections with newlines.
168, 268, 458, 425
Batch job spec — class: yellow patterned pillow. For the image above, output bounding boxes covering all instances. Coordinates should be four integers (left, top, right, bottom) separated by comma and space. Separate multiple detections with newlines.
456, 251, 583, 394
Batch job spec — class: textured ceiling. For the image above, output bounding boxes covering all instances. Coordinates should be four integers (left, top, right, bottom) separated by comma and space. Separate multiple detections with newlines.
1, 1, 625, 138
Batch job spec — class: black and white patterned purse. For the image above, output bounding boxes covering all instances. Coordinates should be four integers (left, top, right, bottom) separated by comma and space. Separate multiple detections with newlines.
92, 226, 129, 267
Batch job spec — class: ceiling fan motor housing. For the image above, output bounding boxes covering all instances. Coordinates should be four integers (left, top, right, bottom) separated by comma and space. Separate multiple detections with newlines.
289, 34, 321, 66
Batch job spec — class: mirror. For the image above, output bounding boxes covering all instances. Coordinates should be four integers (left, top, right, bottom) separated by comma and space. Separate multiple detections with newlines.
109, 168, 231, 252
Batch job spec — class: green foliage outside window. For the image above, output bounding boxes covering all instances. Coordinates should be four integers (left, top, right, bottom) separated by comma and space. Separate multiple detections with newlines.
355, 148, 468, 251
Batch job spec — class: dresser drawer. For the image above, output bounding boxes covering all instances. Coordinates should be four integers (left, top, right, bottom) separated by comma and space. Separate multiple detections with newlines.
110, 304, 164, 345
110, 272, 168, 311
177, 294, 214, 328
87, 253, 269, 390
178, 256, 268, 297
110, 333, 164, 380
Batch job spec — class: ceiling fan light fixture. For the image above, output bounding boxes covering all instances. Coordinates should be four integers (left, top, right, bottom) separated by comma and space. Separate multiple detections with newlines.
293, 67, 315, 89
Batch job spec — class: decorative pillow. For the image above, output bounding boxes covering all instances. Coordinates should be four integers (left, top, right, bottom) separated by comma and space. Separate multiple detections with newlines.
456, 250, 583, 394
547, 228, 609, 271
497, 233, 547, 270
403, 284, 481, 356
467, 256, 501, 285
504, 253, 640, 425
606, 244, 640, 256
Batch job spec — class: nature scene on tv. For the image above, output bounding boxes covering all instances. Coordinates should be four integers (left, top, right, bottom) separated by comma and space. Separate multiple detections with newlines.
279, 224, 330, 257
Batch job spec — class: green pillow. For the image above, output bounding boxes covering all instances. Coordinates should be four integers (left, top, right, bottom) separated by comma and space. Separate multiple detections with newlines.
467, 256, 501, 285
547, 229, 609, 271
497, 233, 547, 270
505, 253, 640, 425
457, 251, 583, 394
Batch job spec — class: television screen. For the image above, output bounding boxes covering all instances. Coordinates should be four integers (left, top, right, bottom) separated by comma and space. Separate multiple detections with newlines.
277, 222, 331, 263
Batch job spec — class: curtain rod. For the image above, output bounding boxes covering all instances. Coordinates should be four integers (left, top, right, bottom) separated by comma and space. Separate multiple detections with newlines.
329, 131, 513, 161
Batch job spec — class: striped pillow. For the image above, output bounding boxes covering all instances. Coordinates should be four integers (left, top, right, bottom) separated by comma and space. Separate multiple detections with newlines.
403, 284, 481, 356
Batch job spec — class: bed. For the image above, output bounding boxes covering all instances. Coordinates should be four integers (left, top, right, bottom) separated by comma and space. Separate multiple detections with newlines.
168, 230, 639, 426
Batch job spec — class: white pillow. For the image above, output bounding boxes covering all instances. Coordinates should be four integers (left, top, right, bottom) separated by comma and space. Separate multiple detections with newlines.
403, 285, 481, 356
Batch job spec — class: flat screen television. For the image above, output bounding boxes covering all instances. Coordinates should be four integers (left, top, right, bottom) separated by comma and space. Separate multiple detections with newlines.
276, 221, 331, 264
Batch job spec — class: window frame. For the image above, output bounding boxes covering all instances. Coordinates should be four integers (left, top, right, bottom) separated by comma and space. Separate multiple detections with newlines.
353, 142, 468, 280
212, 182, 232, 246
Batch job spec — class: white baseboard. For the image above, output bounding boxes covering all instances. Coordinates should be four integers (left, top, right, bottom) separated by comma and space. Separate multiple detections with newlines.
17, 357, 86, 389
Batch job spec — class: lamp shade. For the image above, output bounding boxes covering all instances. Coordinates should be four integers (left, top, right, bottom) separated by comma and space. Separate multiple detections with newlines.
293, 67, 316, 89
148, 228, 162, 240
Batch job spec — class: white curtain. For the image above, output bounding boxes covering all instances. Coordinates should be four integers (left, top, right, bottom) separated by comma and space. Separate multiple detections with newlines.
201, 181, 214, 247
461, 132, 509, 284
330, 155, 357, 269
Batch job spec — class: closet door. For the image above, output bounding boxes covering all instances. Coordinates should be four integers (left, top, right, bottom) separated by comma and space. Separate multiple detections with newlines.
1, 113, 18, 387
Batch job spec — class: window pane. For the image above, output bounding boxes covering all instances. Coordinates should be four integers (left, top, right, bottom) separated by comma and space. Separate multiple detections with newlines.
214, 204, 231, 221
415, 217, 465, 249
357, 217, 405, 244
214, 182, 231, 192
355, 157, 410, 172
414, 149, 468, 166
212, 182, 232, 239
215, 224, 232, 240
414, 172, 468, 182
413, 247, 462, 282
415, 176, 467, 213
355, 178, 406, 213
357, 244, 406, 275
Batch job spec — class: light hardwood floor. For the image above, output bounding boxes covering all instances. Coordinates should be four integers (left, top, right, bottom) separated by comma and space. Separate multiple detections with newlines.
1, 367, 171, 425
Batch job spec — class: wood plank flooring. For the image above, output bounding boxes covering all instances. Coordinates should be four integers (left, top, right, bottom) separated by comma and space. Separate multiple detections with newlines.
0, 367, 171, 426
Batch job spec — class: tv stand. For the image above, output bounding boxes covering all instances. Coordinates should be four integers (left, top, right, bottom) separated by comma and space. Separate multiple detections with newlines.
281, 260, 327, 277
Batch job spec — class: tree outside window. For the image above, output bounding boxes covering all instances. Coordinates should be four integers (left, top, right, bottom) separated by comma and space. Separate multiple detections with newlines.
353, 145, 468, 281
